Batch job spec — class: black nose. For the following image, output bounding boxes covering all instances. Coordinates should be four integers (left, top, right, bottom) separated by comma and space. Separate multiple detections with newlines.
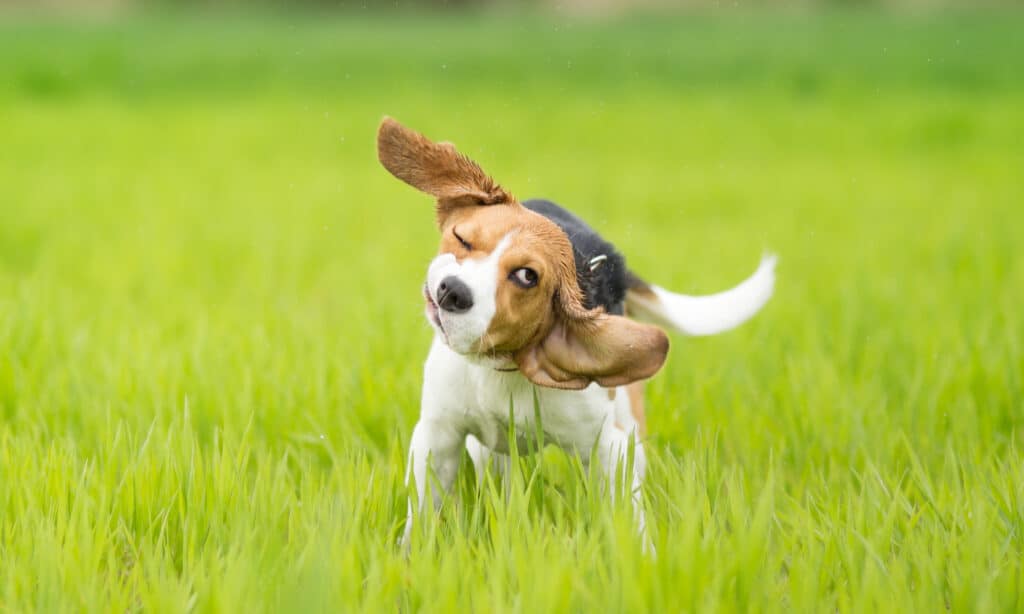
436, 276, 474, 313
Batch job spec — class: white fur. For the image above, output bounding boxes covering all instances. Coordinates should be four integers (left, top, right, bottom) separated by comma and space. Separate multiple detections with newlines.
627, 254, 777, 336
402, 338, 645, 545
425, 234, 513, 354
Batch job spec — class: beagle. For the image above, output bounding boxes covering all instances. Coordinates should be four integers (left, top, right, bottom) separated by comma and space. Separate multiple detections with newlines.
377, 118, 776, 544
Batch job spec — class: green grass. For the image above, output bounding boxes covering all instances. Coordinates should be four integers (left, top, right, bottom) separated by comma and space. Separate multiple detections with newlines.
2, 9, 1023, 612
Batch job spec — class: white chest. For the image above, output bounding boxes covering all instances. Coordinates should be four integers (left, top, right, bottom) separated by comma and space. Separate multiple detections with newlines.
420, 338, 626, 455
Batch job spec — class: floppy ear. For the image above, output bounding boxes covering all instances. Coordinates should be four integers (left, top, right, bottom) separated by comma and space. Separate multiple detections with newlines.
377, 117, 511, 221
515, 292, 670, 390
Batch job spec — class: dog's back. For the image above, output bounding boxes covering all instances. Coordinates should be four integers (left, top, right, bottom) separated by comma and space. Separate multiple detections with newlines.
522, 199, 630, 315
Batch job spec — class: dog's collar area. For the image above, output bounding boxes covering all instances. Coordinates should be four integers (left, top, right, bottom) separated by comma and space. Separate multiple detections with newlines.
459, 350, 517, 372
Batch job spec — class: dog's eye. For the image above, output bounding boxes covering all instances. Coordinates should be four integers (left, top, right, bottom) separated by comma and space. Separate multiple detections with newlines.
509, 267, 538, 289
453, 229, 472, 251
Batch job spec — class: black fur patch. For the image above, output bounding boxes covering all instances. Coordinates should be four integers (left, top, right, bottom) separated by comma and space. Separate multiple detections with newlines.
523, 199, 628, 315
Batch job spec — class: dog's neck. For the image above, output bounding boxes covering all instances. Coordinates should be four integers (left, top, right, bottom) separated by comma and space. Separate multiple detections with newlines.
437, 335, 518, 372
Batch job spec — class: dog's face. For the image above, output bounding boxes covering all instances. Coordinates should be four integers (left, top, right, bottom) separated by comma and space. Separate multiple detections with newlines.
378, 117, 668, 390
424, 204, 577, 356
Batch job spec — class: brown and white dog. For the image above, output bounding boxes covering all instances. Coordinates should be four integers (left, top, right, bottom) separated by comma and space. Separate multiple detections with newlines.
377, 118, 776, 543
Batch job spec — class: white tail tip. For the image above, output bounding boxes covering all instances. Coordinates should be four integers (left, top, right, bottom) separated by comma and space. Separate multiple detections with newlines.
627, 254, 777, 336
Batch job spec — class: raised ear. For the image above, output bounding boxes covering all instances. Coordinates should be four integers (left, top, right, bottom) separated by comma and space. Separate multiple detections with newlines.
515, 306, 670, 391
376, 117, 510, 210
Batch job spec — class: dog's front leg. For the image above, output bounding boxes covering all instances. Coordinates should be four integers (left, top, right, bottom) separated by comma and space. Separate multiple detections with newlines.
465, 434, 511, 486
401, 419, 464, 547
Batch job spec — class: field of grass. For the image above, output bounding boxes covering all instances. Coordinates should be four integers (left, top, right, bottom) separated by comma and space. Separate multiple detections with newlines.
1, 9, 1023, 611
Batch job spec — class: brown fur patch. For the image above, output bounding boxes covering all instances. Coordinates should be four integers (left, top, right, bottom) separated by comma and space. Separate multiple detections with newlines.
627, 381, 647, 436
624, 270, 656, 298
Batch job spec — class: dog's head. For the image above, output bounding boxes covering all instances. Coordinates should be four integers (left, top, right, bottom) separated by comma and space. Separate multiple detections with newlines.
377, 117, 668, 390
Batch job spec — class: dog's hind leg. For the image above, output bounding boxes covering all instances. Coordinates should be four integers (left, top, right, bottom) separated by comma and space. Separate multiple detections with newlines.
626, 382, 647, 437
610, 383, 646, 438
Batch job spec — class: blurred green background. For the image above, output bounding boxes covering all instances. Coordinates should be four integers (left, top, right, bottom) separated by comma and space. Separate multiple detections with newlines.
1, 1, 1022, 611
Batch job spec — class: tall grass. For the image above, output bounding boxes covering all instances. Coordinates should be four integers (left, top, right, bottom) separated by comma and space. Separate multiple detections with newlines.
1, 10, 1022, 612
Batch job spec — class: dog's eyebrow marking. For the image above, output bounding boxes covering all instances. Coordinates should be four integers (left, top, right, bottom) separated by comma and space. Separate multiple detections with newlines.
486, 231, 515, 260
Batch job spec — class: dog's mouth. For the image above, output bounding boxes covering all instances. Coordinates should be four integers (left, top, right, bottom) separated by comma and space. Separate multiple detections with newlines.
423, 283, 446, 337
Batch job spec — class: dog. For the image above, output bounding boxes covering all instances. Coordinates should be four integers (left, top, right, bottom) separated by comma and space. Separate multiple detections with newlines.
377, 117, 776, 544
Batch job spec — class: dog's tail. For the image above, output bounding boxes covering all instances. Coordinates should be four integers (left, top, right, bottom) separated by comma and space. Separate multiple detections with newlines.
624, 254, 777, 336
